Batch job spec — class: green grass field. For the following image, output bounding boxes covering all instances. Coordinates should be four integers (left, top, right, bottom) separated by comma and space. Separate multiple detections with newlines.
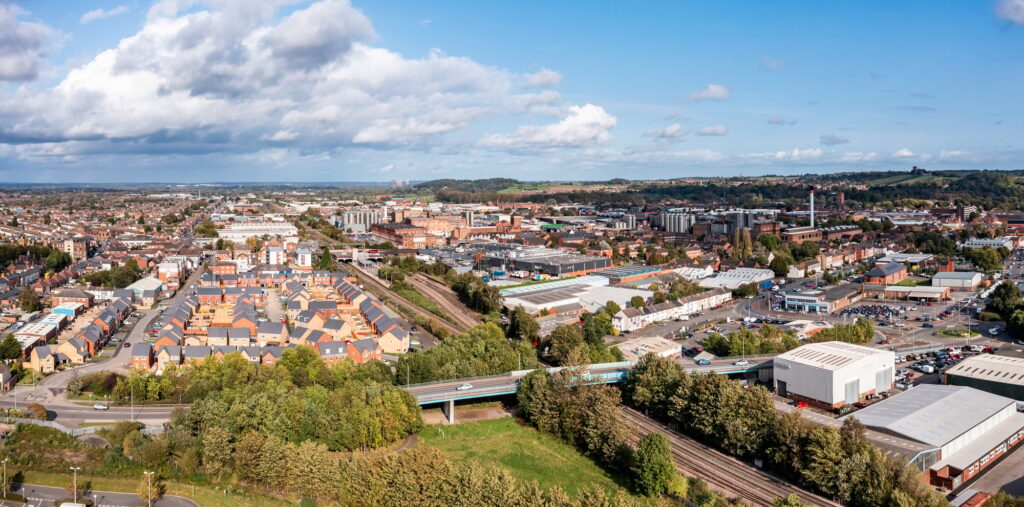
418, 418, 628, 498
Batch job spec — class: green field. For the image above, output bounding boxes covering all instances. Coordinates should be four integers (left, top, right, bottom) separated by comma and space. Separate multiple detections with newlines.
418, 418, 628, 498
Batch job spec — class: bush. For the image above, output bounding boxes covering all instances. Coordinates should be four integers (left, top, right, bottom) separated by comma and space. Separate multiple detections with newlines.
978, 311, 1002, 322
26, 402, 47, 420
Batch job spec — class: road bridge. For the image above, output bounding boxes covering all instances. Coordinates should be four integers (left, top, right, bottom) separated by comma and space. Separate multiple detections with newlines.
404, 357, 775, 423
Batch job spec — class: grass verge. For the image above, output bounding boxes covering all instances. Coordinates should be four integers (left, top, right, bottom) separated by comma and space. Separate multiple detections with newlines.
418, 417, 628, 498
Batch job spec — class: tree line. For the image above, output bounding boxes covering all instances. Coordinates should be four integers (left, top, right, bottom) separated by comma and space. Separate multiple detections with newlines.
624, 354, 947, 507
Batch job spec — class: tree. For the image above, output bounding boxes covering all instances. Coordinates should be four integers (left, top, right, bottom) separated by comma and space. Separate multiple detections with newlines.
137, 473, 165, 504
605, 300, 622, 315
0, 334, 21, 360
8, 217, 16, 227
774, 493, 807, 506
631, 433, 675, 496
246, 236, 263, 253
18, 289, 41, 312
46, 250, 72, 272
506, 306, 539, 343
758, 233, 781, 251
630, 296, 646, 308
548, 324, 585, 364
769, 257, 790, 278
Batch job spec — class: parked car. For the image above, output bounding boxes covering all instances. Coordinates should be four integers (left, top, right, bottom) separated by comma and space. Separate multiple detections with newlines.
795, 401, 808, 408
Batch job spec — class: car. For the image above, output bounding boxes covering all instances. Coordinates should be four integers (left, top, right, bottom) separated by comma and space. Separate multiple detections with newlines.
696, 359, 711, 365
733, 359, 750, 366
795, 401, 808, 408
93, 403, 109, 410
456, 383, 473, 391
123, 342, 131, 348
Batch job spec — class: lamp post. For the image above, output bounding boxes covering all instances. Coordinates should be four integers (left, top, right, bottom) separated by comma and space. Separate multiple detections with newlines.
2, 458, 8, 499
70, 466, 81, 504
144, 470, 154, 507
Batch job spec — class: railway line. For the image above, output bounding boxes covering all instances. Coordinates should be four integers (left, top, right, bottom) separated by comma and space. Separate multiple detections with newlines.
407, 274, 484, 330
619, 407, 839, 507
344, 263, 465, 336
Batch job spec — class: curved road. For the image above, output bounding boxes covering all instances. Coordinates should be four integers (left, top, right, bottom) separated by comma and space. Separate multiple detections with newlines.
0, 264, 206, 426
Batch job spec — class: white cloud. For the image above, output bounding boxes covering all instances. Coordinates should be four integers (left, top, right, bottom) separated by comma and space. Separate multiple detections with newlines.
520, 68, 562, 88
686, 83, 730, 102
768, 116, 796, 126
0, 3, 57, 81
266, 130, 298, 141
997, 0, 1024, 24
697, 124, 728, 136
939, 149, 969, 159
761, 57, 787, 71
892, 148, 914, 158
642, 123, 683, 141
80, 5, 130, 24
820, 134, 850, 146
838, 151, 878, 163
746, 147, 823, 162
0, 0, 590, 158
480, 104, 617, 150
418, 19, 431, 28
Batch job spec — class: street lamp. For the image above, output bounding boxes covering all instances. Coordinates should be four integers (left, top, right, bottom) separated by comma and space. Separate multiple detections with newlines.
70, 466, 81, 504
2, 458, 8, 499
144, 470, 155, 507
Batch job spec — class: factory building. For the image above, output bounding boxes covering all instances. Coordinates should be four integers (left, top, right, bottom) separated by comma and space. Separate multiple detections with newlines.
773, 341, 895, 409
931, 271, 984, 290
851, 384, 1024, 490
946, 354, 1024, 401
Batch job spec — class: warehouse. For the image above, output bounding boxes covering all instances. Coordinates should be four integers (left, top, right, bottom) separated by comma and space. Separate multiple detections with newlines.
698, 267, 773, 290
931, 271, 984, 290
865, 262, 908, 284
773, 341, 895, 409
591, 265, 667, 284
851, 384, 1024, 490
481, 245, 611, 276
615, 336, 682, 362
946, 354, 1024, 401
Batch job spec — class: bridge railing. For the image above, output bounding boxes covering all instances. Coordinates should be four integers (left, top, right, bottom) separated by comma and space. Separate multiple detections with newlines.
0, 417, 165, 436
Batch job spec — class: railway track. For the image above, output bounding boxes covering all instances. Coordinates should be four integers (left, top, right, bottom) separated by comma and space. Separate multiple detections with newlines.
407, 274, 484, 330
619, 407, 839, 507
344, 264, 464, 336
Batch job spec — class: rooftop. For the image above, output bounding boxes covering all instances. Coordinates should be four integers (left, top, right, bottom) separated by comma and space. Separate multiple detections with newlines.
946, 354, 1024, 386
849, 384, 1014, 447
776, 340, 889, 371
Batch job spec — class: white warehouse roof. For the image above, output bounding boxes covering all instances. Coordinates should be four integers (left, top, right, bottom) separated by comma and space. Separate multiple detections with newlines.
850, 384, 1014, 447
776, 341, 888, 371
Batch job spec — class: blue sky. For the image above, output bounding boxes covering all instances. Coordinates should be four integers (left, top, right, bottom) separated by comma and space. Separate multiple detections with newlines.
0, 0, 1022, 182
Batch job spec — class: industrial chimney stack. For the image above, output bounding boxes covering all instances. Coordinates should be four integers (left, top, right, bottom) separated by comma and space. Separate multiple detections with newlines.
809, 187, 815, 228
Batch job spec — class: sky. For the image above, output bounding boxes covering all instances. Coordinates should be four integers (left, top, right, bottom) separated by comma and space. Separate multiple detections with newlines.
0, 0, 1022, 183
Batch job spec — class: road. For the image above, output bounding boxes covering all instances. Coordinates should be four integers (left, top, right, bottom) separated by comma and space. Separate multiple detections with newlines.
13, 483, 197, 507
0, 263, 207, 426
619, 407, 839, 507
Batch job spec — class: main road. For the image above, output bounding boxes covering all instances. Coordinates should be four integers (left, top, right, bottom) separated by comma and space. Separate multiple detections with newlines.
0, 262, 207, 426
14, 483, 197, 507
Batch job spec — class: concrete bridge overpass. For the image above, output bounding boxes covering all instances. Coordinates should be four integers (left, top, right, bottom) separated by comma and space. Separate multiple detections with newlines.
403, 356, 774, 423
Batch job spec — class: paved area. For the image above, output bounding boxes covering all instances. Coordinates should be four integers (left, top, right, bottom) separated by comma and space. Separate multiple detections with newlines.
13, 483, 197, 507
422, 406, 512, 425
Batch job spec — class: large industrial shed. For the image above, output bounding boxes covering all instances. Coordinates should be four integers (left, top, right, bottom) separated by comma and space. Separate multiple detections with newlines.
946, 354, 1024, 401
931, 271, 984, 290
851, 384, 1024, 491
773, 341, 895, 409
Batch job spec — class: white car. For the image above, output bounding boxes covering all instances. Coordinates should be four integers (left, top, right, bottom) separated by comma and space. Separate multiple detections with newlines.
92, 403, 109, 411
733, 360, 750, 366
456, 383, 473, 391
